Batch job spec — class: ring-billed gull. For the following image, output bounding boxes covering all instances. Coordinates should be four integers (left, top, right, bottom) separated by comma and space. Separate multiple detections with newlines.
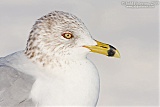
0, 11, 120, 107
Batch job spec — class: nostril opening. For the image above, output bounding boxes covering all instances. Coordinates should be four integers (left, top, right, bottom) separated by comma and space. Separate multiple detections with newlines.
100, 46, 108, 49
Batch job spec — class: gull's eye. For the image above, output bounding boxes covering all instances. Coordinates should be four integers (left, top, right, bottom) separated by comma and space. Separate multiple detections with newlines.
62, 33, 73, 39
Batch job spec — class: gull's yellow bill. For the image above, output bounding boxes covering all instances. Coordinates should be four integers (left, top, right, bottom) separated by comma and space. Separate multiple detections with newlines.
84, 40, 120, 58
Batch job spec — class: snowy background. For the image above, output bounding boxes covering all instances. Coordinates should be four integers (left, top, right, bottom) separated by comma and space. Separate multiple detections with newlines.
0, 0, 159, 107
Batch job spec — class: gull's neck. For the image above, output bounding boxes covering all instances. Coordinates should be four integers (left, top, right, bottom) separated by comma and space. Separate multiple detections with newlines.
25, 47, 88, 69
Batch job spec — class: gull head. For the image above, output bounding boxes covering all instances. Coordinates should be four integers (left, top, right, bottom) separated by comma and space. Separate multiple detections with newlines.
24, 11, 120, 67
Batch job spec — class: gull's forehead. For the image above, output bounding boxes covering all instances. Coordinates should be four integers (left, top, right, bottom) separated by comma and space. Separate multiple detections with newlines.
35, 11, 87, 33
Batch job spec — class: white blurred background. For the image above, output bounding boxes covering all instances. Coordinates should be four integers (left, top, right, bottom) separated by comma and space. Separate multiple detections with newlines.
0, 0, 159, 107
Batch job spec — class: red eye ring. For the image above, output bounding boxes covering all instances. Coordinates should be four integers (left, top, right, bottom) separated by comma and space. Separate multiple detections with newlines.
62, 33, 73, 39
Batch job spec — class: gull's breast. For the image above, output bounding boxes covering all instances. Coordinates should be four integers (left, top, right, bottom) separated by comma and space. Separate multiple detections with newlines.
30, 59, 100, 106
